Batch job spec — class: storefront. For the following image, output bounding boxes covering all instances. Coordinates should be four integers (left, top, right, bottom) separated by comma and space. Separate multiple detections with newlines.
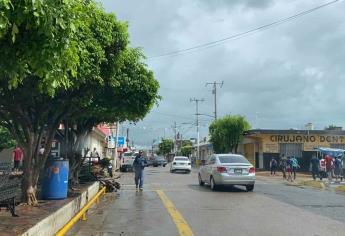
243, 129, 345, 171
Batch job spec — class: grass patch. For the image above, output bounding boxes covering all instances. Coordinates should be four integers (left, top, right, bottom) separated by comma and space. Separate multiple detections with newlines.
335, 185, 345, 192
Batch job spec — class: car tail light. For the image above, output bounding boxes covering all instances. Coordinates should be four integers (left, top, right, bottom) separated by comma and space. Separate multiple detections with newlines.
216, 166, 227, 173
249, 167, 255, 174
173, 162, 176, 165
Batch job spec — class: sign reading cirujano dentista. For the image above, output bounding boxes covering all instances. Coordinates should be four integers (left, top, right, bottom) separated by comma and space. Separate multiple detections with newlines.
270, 135, 345, 143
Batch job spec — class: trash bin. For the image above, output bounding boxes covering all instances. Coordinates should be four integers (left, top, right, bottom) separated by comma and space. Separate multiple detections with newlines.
41, 159, 69, 199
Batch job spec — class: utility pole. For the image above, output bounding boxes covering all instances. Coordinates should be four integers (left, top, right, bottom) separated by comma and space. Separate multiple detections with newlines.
206, 81, 224, 120
172, 122, 178, 154
190, 98, 204, 164
126, 128, 129, 148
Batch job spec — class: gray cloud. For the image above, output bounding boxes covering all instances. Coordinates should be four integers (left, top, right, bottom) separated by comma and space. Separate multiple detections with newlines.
100, 0, 345, 146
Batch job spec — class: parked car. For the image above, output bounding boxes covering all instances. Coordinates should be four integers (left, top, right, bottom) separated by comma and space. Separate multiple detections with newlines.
153, 156, 167, 167
170, 156, 191, 173
145, 158, 153, 167
120, 151, 137, 172
198, 154, 255, 191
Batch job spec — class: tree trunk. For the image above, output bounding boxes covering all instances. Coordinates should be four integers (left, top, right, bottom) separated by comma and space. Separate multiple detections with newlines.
21, 127, 56, 205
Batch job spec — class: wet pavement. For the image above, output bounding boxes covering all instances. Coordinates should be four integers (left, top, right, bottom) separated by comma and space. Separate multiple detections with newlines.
69, 167, 345, 236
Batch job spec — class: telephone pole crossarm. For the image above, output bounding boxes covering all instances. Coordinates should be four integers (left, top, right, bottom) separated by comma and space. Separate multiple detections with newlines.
206, 81, 224, 120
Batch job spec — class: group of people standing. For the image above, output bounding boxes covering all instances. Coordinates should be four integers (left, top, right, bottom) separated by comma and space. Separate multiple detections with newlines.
270, 155, 300, 182
310, 154, 344, 182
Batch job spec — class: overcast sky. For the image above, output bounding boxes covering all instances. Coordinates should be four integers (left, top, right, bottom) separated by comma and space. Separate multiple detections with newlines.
100, 0, 345, 147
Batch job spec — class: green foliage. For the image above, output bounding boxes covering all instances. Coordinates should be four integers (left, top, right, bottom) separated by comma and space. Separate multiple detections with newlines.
159, 139, 174, 156
209, 115, 251, 154
0, 125, 16, 151
0, 0, 160, 203
180, 145, 192, 157
0, 0, 86, 94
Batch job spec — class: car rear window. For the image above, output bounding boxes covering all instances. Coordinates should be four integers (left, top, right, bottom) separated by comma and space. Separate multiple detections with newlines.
175, 158, 188, 161
218, 156, 249, 164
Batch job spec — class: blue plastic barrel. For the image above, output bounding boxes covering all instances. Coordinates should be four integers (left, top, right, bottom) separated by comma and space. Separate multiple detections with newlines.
41, 159, 69, 199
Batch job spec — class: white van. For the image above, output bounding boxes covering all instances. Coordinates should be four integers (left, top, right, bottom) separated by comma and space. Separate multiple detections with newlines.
120, 151, 137, 172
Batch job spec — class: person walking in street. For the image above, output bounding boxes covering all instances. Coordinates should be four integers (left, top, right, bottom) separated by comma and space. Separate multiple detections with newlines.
133, 150, 147, 191
310, 155, 319, 181
280, 154, 287, 179
324, 154, 334, 183
12, 146, 23, 172
334, 156, 342, 182
270, 158, 278, 176
290, 156, 299, 180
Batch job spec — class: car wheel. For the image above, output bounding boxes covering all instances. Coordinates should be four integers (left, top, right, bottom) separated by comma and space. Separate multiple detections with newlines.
210, 176, 217, 191
198, 174, 205, 186
246, 184, 254, 192
163, 164, 166, 167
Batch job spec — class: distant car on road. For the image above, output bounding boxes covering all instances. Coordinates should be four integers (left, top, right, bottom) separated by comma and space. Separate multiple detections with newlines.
153, 156, 167, 167
198, 154, 255, 191
170, 156, 191, 173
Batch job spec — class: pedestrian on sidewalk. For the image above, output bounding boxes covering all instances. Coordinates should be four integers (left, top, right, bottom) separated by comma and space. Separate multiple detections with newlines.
291, 156, 299, 180
324, 154, 333, 183
286, 156, 293, 182
133, 150, 147, 191
12, 146, 23, 172
341, 155, 345, 182
91, 147, 100, 163
319, 156, 326, 180
310, 155, 319, 181
280, 154, 287, 179
334, 156, 342, 182
270, 158, 278, 176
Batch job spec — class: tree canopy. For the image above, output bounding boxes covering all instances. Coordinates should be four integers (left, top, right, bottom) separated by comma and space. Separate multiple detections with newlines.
209, 115, 251, 154
0, 125, 16, 152
0, 0, 160, 204
158, 139, 174, 156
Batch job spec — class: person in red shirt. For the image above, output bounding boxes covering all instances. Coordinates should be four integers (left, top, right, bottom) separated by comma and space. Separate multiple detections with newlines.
324, 154, 334, 182
12, 146, 23, 172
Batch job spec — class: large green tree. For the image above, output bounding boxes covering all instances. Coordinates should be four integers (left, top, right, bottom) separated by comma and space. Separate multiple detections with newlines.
158, 139, 174, 156
0, 1, 159, 204
0, 125, 16, 152
209, 115, 251, 154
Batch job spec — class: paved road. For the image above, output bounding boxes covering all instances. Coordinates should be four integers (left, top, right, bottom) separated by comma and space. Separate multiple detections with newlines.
69, 167, 345, 236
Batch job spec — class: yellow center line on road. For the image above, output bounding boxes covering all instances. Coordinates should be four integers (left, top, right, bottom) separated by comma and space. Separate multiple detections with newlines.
156, 190, 194, 236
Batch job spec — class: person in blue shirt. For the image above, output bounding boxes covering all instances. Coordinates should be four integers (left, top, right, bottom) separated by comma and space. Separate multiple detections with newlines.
310, 155, 319, 180
133, 150, 147, 191
290, 156, 300, 180
334, 156, 342, 182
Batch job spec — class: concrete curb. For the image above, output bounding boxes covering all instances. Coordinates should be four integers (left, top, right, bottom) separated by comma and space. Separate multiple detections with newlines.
21, 182, 100, 236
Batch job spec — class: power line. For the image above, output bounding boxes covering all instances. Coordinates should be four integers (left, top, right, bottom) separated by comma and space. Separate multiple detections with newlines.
148, 0, 340, 59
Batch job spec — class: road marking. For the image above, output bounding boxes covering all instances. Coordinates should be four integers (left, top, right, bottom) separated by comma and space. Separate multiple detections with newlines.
156, 190, 194, 236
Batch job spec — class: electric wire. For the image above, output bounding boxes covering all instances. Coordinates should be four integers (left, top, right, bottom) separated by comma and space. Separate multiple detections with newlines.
148, 0, 340, 59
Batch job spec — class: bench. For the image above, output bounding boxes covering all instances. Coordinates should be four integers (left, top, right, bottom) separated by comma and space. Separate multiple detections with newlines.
0, 163, 20, 217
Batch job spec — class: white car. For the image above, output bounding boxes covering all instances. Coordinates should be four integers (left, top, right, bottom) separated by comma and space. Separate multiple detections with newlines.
170, 156, 191, 173
198, 154, 255, 191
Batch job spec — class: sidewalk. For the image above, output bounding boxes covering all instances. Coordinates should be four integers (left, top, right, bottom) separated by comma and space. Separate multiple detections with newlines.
256, 171, 345, 192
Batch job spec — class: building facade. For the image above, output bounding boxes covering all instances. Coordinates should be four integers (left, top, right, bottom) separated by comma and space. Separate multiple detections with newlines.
243, 129, 345, 171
